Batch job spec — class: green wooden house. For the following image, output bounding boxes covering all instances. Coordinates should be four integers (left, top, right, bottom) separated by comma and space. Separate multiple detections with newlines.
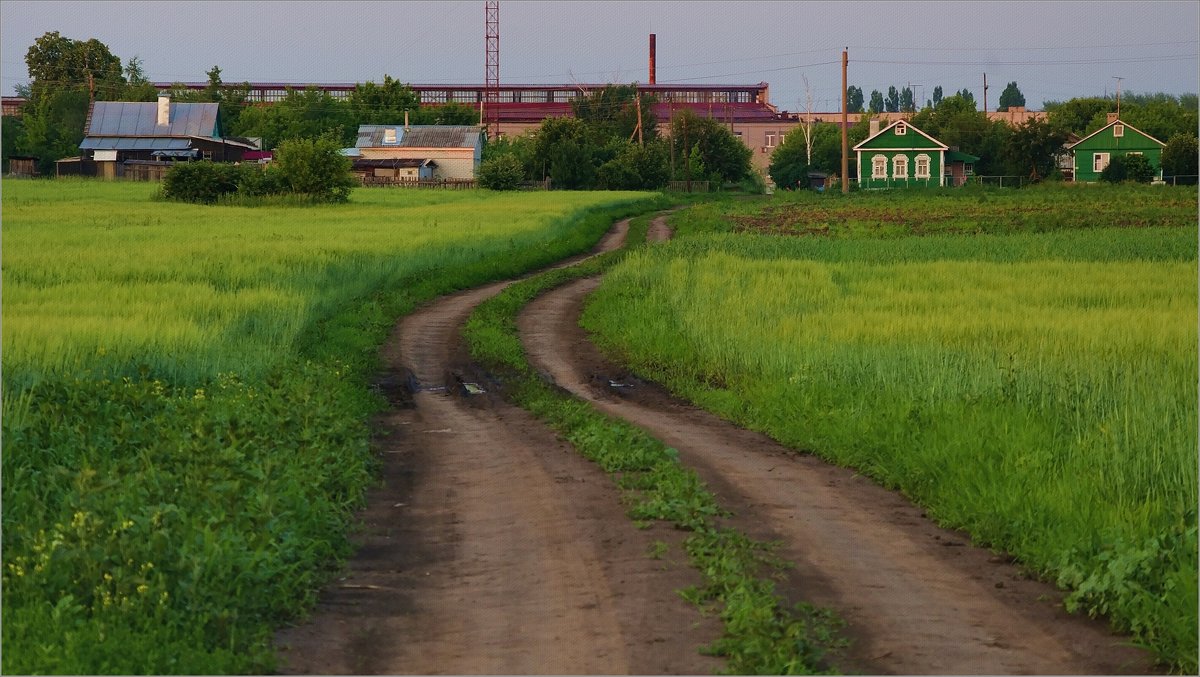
853, 120, 949, 188
1067, 117, 1165, 182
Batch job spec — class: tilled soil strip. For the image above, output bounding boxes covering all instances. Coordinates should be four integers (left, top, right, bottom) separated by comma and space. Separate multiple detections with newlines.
274, 216, 723, 675
516, 235, 1157, 675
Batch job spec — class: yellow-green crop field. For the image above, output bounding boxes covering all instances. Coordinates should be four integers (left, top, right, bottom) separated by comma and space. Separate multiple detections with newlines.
582, 185, 1199, 672
0, 178, 662, 674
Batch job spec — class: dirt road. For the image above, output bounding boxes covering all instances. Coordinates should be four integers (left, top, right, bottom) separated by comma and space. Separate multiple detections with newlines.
515, 216, 1156, 674
274, 218, 722, 674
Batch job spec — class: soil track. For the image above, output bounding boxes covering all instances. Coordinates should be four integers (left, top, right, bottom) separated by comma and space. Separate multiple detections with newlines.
274, 218, 722, 674
515, 219, 1157, 675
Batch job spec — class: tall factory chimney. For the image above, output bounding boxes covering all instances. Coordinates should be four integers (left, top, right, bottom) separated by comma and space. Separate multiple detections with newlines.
649, 34, 656, 85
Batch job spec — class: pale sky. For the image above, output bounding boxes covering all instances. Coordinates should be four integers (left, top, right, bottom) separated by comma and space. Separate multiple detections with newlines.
2, 0, 1197, 111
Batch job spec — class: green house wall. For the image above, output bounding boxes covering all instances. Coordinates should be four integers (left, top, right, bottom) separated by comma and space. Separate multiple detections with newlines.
857, 150, 944, 189
1072, 122, 1164, 182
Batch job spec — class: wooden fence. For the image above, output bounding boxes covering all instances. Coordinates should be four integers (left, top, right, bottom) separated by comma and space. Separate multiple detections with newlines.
666, 180, 710, 193
360, 176, 478, 189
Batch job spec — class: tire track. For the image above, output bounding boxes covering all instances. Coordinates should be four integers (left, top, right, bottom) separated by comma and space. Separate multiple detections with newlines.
517, 267, 1157, 675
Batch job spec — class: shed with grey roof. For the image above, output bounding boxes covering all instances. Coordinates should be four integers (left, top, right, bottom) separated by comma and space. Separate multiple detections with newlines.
355, 124, 484, 180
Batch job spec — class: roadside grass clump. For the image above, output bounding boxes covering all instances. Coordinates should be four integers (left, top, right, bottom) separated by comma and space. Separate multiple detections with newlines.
1, 179, 663, 674
464, 211, 847, 674
580, 188, 1198, 672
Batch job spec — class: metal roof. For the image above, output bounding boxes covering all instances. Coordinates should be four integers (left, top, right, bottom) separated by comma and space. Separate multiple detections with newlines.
356, 125, 482, 149
80, 137, 193, 151
87, 101, 219, 138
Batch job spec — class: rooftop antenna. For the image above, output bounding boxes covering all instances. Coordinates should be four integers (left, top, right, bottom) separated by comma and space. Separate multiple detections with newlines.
1112, 76, 1124, 117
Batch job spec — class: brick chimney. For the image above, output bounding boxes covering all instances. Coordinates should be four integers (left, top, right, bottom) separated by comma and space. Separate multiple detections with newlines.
869, 119, 881, 136
649, 34, 656, 85
157, 95, 170, 126
1107, 112, 1120, 124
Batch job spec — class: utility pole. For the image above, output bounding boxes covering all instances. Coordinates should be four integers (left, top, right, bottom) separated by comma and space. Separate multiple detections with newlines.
982, 73, 988, 113
1112, 76, 1124, 117
841, 48, 849, 194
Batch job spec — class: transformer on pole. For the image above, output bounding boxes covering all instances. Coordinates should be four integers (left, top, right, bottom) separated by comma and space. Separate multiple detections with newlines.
485, 1, 500, 140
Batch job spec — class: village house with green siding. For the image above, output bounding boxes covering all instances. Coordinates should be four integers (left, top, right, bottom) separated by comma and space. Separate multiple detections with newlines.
853, 120, 949, 189
1067, 114, 1165, 182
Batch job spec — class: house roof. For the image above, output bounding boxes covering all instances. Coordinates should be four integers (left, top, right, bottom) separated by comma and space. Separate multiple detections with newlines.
853, 120, 948, 151
87, 101, 220, 138
356, 125, 483, 149
946, 150, 979, 163
1066, 118, 1165, 149
80, 137, 194, 151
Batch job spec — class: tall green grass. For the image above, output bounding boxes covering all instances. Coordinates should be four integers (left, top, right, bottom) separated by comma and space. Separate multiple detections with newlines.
581, 189, 1198, 672
1, 178, 665, 674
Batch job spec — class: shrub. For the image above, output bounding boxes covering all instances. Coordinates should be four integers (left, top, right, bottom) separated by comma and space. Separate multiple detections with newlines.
477, 153, 525, 190
271, 136, 356, 203
1162, 133, 1198, 184
1101, 154, 1155, 184
160, 161, 245, 204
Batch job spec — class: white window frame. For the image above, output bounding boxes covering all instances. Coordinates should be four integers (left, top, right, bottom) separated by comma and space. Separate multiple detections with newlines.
914, 154, 931, 179
765, 132, 777, 148
1113, 124, 1124, 138
895, 122, 907, 136
893, 154, 909, 179
872, 154, 887, 179
1093, 152, 1110, 173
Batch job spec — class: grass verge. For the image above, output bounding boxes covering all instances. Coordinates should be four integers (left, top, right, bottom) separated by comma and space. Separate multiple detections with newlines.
463, 211, 847, 675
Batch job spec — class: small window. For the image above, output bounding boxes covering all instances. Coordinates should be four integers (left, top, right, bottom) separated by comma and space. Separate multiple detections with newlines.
765, 132, 777, 147
383, 128, 397, 144
202, 151, 212, 160
893, 155, 909, 179
872, 154, 887, 179
1113, 124, 1124, 137
1093, 152, 1110, 173
895, 122, 907, 136
915, 154, 931, 178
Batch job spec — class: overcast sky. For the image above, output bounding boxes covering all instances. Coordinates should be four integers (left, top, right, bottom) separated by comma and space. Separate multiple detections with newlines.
2, 1, 1197, 111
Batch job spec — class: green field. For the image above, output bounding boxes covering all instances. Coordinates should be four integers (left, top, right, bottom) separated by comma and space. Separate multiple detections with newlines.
0, 179, 662, 674
581, 184, 1199, 671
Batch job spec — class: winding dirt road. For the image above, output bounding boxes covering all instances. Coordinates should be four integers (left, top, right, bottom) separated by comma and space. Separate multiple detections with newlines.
275, 218, 722, 674
276, 211, 1157, 675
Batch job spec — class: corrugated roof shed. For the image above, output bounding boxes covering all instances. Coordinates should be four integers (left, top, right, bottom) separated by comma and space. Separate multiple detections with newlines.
356, 125, 482, 149
87, 101, 220, 138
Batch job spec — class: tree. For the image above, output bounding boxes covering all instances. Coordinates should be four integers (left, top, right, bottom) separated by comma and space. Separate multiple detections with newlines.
595, 141, 669, 190
272, 134, 357, 202
1001, 118, 1068, 180
348, 75, 421, 126
900, 86, 915, 113
1101, 153, 1154, 184
868, 90, 885, 114
121, 56, 158, 101
1161, 133, 1198, 184
1044, 97, 1109, 136
932, 86, 944, 109
846, 86, 864, 114
667, 109, 752, 184
885, 86, 900, 113
477, 153, 526, 190
768, 126, 811, 189
997, 81, 1025, 111
25, 31, 123, 103
571, 84, 657, 144
233, 87, 353, 149
410, 103, 478, 126
956, 89, 976, 108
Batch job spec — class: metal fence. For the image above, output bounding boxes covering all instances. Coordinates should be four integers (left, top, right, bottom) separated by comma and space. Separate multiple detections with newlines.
1161, 175, 1199, 186
359, 176, 478, 189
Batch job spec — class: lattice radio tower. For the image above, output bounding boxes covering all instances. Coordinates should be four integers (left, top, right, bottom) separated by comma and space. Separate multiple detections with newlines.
485, 1, 500, 140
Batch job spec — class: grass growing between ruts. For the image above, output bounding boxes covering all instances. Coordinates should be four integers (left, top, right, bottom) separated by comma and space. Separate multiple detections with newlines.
1, 179, 663, 674
581, 185, 1198, 672
464, 212, 847, 674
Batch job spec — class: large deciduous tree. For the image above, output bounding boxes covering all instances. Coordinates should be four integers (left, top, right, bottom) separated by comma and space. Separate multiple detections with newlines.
1001, 118, 1068, 180
1161, 133, 1198, 184
667, 109, 752, 185
846, 86, 864, 114
868, 90, 885, 114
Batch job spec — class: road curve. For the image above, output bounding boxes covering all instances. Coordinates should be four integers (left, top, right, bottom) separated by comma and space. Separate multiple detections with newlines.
516, 227, 1157, 675
274, 216, 723, 675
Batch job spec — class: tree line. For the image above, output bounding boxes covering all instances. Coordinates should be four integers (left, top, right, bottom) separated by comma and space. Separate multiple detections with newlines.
771, 88, 1198, 188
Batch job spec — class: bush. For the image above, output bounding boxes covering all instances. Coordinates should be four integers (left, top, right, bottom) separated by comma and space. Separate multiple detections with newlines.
160, 161, 245, 204
271, 136, 356, 203
477, 154, 525, 190
1101, 154, 1155, 184
1161, 133, 1198, 184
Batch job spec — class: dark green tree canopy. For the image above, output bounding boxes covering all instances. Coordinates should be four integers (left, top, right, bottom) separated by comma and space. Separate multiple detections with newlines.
997, 82, 1026, 111
25, 31, 123, 101
846, 86, 864, 114
667, 109, 752, 184
1161, 133, 1198, 183
571, 84, 657, 144
348, 75, 422, 125
868, 90, 885, 114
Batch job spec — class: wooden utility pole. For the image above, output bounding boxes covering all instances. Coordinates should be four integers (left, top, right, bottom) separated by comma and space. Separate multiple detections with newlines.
1113, 76, 1124, 116
841, 48, 849, 194
982, 73, 988, 113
